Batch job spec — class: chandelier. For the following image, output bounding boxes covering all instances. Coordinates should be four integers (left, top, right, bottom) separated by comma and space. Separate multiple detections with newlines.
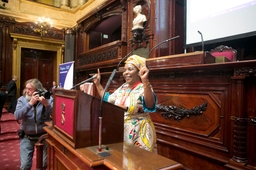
33, 17, 53, 37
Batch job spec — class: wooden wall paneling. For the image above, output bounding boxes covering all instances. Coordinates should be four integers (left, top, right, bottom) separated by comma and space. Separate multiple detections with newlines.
226, 73, 256, 169
74, 1, 127, 87
21, 49, 56, 94
156, 0, 171, 56
246, 77, 256, 166
146, 60, 256, 170
0, 26, 2, 73
230, 77, 247, 163
76, 24, 83, 55
174, 0, 185, 54
150, 72, 233, 168
20, 50, 38, 87
38, 54, 55, 91
153, 0, 184, 58
0, 16, 16, 85
121, 1, 128, 43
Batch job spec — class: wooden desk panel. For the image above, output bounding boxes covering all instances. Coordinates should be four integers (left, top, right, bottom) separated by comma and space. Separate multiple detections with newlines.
145, 58, 256, 170
83, 143, 182, 170
44, 126, 183, 170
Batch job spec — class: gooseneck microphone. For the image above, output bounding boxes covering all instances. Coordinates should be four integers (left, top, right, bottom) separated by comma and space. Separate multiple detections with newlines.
117, 51, 132, 71
148, 35, 180, 58
70, 75, 97, 90
98, 51, 131, 152
99, 69, 117, 118
98, 68, 117, 151
198, 30, 204, 52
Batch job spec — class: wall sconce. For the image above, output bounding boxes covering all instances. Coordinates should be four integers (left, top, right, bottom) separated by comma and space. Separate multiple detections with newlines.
33, 16, 53, 37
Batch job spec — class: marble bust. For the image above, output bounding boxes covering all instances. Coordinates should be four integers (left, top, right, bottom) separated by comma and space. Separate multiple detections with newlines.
132, 5, 147, 30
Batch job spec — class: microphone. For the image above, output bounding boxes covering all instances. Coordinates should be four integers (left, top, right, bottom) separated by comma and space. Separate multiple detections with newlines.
70, 75, 97, 90
116, 51, 132, 71
198, 30, 204, 52
99, 69, 117, 117
98, 50, 132, 152
148, 35, 180, 58
98, 68, 117, 152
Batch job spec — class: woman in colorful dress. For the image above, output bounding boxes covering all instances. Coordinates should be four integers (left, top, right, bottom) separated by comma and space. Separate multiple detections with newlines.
93, 55, 157, 152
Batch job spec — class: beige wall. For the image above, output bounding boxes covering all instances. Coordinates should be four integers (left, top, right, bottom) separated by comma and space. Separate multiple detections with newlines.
0, 0, 108, 29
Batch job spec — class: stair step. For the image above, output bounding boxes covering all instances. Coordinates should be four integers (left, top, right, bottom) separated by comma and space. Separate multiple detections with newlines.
0, 133, 19, 142
0, 121, 19, 132
0, 111, 20, 142
0, 112, 16, 121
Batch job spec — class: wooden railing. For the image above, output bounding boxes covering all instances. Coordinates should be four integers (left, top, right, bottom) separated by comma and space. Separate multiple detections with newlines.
76, 40, 127, 72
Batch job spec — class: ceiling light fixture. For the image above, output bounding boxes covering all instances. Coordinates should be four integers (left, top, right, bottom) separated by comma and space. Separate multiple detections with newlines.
33, 16, 53, 37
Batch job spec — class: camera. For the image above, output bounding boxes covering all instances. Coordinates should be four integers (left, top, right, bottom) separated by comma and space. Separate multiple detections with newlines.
35, 89, 50, 99
17, 129, 25, 139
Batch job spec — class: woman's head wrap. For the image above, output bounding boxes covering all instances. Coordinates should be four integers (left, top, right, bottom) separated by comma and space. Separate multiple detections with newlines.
125, 55, 146, 70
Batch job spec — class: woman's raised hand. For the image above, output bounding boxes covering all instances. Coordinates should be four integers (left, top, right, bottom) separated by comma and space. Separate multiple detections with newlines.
93, 69, 101, 85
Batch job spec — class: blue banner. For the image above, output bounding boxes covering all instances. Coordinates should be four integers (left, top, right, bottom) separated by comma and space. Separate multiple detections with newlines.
59, 61, 74, 89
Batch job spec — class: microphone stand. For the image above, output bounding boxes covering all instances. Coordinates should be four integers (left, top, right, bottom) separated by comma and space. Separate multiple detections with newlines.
148, 35, 180, 58
70, 75, 97, 90
198, 30, 204, 52
97, 36, 179, 151
117, 51, 132, 71
98, 69, 117, 152
98, 51, 132, 152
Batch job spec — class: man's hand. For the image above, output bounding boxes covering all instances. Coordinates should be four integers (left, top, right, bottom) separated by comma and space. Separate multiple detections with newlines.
38, 96, 49, 107
29, 92, 40, 106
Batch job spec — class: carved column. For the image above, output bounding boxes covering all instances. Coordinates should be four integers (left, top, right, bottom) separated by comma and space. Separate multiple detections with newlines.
64, 28, 76, 62
230, 67, 256, 165
53, 0, 61, 7
79, 0, 86, 5
70, 0, 79, 8
230, 67, 256, 164
60, 0, 69, 7
231, 78, 247, 163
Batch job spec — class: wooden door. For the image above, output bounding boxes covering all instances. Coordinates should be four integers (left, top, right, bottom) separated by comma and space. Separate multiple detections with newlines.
21, 48, 56, 96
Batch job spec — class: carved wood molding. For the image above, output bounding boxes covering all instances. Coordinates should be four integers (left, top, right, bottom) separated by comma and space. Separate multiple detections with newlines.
14, 24, 63, 40
150, 69, 234, 79
130, 29, 152, 49
78, 47, 119, 66
231, 116, 256, 125
234, 67, 256, 77
13, 38, 17, 50
156, 102, 208, 121
0, 16, 16, 26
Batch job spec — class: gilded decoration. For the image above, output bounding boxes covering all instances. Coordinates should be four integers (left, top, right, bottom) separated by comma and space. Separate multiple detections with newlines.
61, 102, 66, 125
14, 24, 63, 40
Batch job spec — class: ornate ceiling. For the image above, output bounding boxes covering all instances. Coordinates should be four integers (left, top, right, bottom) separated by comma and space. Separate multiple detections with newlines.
0, 0, 108, 29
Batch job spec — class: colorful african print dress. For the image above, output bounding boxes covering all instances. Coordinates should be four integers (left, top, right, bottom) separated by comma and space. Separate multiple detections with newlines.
104, 81, 157, 152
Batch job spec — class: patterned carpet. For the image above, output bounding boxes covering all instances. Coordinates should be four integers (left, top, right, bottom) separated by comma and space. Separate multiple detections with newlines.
0, 109, 36, 170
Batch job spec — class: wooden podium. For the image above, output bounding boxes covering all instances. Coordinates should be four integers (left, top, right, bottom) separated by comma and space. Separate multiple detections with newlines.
42, 89, 183, 170
52, 89, 125, 148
